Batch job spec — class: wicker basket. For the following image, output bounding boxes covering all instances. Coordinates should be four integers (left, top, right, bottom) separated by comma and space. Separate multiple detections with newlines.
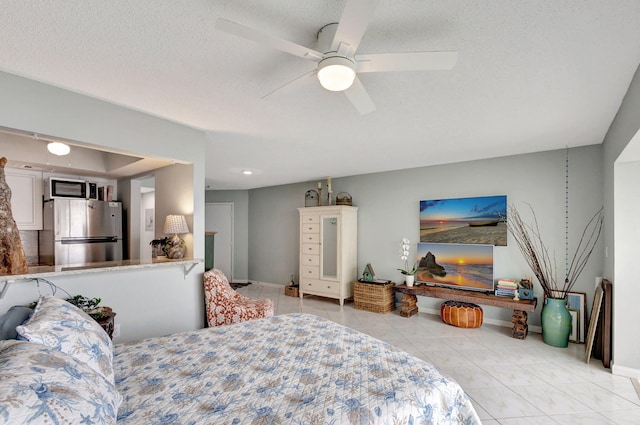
335, 192, 352, 206
284, 285, 299, 297
354, 281, 395, 314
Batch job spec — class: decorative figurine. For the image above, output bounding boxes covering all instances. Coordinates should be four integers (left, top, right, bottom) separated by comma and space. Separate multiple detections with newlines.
362, 263, 375, 282
305, 189, 319, 207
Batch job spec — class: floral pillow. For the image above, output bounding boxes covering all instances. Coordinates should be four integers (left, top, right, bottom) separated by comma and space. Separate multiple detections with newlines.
16, 295, 114, 383
0, 340, 121, 425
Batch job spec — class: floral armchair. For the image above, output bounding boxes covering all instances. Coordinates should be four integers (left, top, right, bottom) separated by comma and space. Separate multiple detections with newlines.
204, 268, 274, 326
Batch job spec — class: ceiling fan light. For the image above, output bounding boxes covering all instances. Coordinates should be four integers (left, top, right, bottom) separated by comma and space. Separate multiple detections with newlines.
47, 141, 71, 156
317, 57, 356, 92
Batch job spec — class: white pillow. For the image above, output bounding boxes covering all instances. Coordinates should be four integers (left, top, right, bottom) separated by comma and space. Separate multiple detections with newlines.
0, 340, 121, 425
16, 295, 114, 383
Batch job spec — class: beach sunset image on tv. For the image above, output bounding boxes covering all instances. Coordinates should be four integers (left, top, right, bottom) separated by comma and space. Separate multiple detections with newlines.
419, 195, 507, 246
416, 243, 494, 292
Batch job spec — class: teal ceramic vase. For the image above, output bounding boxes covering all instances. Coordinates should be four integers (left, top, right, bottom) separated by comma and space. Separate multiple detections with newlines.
541, 297, 572, 347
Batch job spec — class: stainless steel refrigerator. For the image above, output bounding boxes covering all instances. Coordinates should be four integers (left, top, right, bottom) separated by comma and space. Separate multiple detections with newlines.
39, 199, 123, 266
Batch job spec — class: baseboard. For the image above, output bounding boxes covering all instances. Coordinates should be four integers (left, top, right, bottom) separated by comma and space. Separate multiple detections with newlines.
631, 378, 640, 400
248, 281, 283, 288
611, 363, 640, 379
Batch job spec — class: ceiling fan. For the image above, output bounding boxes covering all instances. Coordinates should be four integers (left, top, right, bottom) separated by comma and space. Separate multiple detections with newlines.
216, 0, 457, 114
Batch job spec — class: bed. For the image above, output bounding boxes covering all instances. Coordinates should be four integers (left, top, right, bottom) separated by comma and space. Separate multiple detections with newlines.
0, 296, 481, 424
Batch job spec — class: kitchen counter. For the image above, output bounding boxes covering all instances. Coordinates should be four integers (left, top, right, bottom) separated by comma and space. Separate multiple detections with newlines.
0, 257, 203, 283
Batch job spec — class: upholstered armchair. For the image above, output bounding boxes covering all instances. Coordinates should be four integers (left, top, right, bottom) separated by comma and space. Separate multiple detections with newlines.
204, 268, 274, 326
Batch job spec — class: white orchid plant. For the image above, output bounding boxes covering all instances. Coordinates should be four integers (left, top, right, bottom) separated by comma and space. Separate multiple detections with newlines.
398, 238, 418, 275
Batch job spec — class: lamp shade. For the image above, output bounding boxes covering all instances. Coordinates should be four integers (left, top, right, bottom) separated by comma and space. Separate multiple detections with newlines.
163, 215, 189, 235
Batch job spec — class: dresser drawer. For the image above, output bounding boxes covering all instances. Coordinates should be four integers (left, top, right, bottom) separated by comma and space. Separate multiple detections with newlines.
301, 233, 319, 243
302, 223, 319, 233
302, 243, 320, 255
301, 254, 320, 266
301, 265, 319, 279
301, 215, 320, 224
302, 279, 338, 295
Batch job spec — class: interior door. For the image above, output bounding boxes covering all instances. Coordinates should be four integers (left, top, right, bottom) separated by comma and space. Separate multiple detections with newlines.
205, 203, 233, 282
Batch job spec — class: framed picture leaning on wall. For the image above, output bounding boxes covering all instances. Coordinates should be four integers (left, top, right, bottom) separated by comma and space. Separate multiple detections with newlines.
567, 291, 587, 343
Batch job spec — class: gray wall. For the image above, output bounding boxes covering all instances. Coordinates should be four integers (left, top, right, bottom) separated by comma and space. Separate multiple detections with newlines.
0, 71, 207, 342
211, 145, 604, 328
603, 63, 640, 377
204, 190, 249, 280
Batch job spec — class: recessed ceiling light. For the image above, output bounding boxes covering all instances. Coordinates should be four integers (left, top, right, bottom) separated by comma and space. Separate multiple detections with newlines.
242, 170, 253, 175
47, 142, 71, 156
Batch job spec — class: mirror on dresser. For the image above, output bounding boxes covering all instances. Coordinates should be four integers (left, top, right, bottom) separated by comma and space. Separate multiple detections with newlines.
321, 216, 338, 279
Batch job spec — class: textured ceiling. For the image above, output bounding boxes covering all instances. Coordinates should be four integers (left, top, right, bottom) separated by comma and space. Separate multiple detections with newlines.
1, 1, 639, 189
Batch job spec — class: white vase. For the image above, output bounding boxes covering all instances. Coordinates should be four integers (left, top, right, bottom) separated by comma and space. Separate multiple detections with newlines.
405, 274, 415, 287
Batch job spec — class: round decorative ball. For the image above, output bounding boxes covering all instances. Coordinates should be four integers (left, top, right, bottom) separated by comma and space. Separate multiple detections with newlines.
440, 300, 483, 328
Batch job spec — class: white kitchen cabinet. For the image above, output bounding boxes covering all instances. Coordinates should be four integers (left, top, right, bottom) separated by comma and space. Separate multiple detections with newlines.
5, 168, 43, 230
298, 206, 358, 306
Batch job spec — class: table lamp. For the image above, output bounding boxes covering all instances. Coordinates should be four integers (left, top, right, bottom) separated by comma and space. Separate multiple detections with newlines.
163, 214, 189, 259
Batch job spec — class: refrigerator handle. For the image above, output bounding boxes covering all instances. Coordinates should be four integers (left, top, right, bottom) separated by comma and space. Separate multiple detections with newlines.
60, 237, 119, 244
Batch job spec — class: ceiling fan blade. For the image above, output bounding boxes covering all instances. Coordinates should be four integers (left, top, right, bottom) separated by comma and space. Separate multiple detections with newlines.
216, 18, 323, 61
356, 51, 458, 73
331, 0, 379, 55
344, 76, 376, 115
261, 69, 317, 99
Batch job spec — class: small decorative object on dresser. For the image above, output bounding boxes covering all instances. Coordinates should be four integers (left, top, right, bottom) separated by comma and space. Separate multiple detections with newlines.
305, 189, 320, 207
335, 192, 353, 206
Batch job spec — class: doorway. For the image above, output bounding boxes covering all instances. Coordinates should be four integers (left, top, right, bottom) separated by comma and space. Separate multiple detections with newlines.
205, 203, 234, 282
139, 176, 155, 259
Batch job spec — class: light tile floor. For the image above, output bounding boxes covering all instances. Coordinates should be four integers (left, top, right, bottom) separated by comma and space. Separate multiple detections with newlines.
236, 283, 640, 425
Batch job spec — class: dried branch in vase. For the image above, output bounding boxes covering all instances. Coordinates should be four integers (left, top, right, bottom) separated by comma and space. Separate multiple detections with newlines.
505, 203, 603, 299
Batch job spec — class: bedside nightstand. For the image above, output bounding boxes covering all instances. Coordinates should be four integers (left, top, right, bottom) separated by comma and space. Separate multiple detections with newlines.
95, 310, 117, 339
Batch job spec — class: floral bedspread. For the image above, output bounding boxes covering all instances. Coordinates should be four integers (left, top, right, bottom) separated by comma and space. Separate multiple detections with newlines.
113, 313, 480, 424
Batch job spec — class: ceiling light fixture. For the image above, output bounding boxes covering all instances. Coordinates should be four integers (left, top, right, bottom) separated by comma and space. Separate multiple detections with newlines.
242, 170, 253, 175
47, 141, 71, 156
317, 56, 356, 92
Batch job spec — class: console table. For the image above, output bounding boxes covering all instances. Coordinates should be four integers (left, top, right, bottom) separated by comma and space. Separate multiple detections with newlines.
394, 284, 537, 339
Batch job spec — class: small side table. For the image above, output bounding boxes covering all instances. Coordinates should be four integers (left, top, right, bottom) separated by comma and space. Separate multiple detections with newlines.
95, 309, 117, 340
354, 280, 395, 314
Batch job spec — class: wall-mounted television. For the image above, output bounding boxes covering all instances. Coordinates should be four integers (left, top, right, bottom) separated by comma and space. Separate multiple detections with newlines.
419, 195, 507, 246
416, 242, 494, 293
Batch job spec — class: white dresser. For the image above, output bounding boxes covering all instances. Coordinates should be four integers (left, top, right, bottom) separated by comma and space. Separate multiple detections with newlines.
298, 206, 358, 306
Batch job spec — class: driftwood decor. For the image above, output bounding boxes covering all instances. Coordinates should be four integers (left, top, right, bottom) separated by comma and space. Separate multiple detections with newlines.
506, 203, 603, 299
0, 157, 29, 274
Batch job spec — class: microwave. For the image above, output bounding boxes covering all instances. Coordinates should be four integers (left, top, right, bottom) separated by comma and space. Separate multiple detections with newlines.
45, 178, 97, 200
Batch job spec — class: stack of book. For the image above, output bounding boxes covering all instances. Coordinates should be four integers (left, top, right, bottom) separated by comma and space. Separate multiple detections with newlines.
495, 279, 518, 297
